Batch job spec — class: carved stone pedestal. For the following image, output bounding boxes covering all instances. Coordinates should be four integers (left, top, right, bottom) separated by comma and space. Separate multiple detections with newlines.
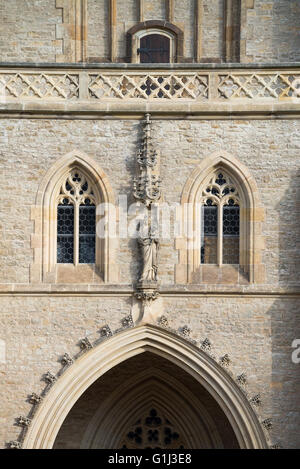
134, 282, 161, 324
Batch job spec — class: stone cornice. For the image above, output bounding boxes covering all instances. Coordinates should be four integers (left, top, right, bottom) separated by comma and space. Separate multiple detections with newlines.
0, 284, 298, 297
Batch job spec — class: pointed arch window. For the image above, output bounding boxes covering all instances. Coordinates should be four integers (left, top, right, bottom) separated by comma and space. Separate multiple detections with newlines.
57, 169, 96, 265
176, 152, 265, 285
201, 171, 240, 265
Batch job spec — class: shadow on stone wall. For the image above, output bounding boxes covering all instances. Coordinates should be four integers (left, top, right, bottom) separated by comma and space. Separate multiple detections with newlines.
270, 168, 300, 448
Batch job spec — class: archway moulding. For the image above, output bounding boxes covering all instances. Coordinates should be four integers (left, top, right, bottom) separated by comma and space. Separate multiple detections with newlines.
23, 324, 268, 449
80, 367, 225, 449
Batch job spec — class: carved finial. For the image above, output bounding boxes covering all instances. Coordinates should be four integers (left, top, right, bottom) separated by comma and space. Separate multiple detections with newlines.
44, 371, 57, 385
122, 315, 134, 329
17, 416, 31, 427
179, 325, 191, 337
201, 338, 212, 351
61, 353, 73, 367
7, 441, 21, 449
99, 325, 113, 338
158, 315, 169, 328
29, 393, 43, 405
250, 394, 262, 407
80, 338, 93, 351
220, 354, 231, 368
237, 373, 247, 386
262, 418, 272, 431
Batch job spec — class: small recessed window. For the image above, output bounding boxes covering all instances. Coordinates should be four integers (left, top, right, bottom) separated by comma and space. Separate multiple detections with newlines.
138, 34, 170, 63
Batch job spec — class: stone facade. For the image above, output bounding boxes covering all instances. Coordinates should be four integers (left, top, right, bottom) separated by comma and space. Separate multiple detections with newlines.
0, 0, 300, 63
0, 0, 299, 451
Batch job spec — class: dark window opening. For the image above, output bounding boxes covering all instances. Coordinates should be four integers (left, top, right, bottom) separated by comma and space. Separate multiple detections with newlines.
57, 202, 74, 264
223, 202, 240, 264
79, 204, 96, 264
201, 204, 218, 264
138, 34, 170, 63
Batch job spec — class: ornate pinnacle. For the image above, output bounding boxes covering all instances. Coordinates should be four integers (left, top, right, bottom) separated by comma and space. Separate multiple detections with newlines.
137, 113, 158, 168
133, 113, 161, 207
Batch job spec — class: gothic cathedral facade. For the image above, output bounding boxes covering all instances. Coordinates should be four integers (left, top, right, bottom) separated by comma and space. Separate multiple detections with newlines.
0, 0, 299, 449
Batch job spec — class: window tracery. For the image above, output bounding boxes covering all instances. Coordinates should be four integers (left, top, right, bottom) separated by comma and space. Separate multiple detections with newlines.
119, 408, 186, 449
57, 169, 96, 265
201, 171, 240, 265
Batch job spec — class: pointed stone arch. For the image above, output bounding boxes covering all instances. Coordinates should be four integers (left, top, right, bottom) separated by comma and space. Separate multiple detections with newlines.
22, 325, 268, 449
79, 367, 226, 448
31, 149, 118, 284
175, 150, 265, 284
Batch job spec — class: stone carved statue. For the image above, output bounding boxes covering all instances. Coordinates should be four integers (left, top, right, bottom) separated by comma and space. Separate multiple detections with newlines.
138, 234, 159, 283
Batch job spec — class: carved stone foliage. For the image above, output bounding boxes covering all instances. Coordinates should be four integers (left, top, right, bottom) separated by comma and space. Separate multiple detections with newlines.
43, 372, 57, 385
17, 416, 31, 427
29, 394, 43, 405
80, 337, 93, 351
61, 353, 74, 367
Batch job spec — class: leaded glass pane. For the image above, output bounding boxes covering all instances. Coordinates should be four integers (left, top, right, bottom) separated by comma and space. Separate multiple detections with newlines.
223, 203, 240, 264
57, 203, 74, 263
201, 204, 218, 264
79, 204, 96, 264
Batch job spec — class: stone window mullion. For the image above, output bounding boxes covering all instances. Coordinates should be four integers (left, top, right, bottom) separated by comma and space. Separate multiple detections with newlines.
74, 201, 80, 266
217, 202, 223, 266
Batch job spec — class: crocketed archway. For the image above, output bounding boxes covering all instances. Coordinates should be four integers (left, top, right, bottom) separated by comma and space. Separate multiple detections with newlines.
23, 325, 268, 449
54, 354, 238, 449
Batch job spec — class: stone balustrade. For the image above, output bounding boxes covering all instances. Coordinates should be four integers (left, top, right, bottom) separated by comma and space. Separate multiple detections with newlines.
0, 63, 299, 116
